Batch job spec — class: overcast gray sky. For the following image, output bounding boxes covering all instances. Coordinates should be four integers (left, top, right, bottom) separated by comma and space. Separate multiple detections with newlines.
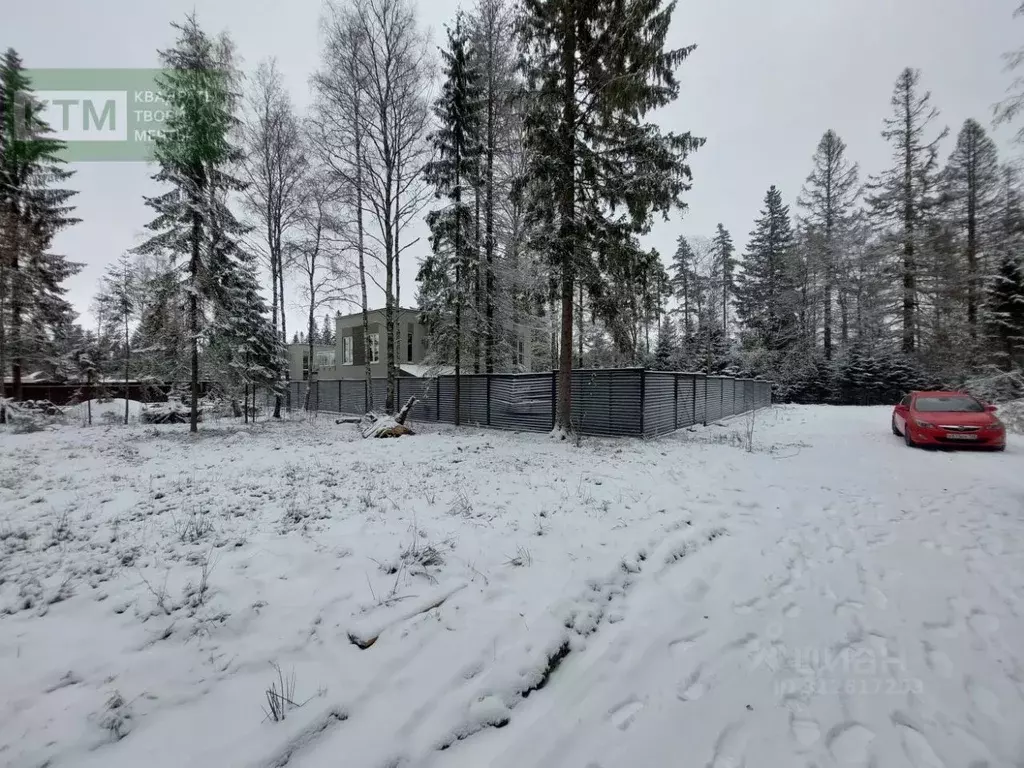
7, 0, 1022, 333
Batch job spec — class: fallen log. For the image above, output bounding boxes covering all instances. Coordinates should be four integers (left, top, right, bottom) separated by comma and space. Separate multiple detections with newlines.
395, 396, 418, 426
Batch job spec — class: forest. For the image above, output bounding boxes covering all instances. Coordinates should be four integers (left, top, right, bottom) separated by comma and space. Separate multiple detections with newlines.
2, 0, 1024, 433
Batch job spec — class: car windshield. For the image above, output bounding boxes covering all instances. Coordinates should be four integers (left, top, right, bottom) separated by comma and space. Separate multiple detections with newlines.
915, 396, 984, 413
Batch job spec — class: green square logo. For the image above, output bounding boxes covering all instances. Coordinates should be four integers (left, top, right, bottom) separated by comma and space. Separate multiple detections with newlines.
19, 69, 171, 162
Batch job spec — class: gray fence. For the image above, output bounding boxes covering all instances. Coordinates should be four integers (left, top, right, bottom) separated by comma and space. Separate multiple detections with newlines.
289, 369, 771, 438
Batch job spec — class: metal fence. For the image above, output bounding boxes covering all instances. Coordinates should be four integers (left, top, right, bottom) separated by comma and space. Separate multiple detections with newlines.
289, 369, 771, 438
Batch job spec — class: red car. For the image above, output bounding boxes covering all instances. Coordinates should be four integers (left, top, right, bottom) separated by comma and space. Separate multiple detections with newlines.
892, 391, 1006, 451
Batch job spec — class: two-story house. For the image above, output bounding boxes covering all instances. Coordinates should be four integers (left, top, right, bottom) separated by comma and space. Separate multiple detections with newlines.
289, 306, 536, 381
288, 307, 432, 381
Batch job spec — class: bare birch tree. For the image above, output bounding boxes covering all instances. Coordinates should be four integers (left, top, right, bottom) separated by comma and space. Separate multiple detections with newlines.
314, 0, 431, 413
240, 58, 307, 417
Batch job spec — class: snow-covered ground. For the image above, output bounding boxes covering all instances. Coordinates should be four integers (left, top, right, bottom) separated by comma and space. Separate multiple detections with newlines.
1, 406, 1022, 768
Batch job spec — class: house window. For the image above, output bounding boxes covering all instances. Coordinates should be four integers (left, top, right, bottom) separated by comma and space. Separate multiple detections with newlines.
314, 350, 335, 369
342, 336, 353, 365
407, 324, 414, 362
301, 352, 309, 381
369, 333, 380, 363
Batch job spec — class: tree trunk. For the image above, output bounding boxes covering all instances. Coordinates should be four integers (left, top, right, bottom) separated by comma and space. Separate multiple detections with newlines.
189, 206, 201, 434
902, 89, 916, 355
576, 282, 583, 367
9, 231, 22, 401
473, 163, 482, 374
354, 107, 372, 413
124, 308, 131, 425
966, 157, 978, 343
0, 225, 8, 402
554, 0, 577, 433
485, 58, 496, 374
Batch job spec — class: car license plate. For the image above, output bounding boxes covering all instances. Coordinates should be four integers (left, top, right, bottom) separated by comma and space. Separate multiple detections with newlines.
945, 433, 978, 440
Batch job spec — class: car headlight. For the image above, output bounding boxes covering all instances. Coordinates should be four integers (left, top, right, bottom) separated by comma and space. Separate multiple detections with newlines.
991, 419, 1005, 431
914, 418, 936, 428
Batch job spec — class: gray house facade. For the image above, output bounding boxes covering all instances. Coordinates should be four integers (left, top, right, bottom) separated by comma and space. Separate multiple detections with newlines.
288, 306, 535, 381
289, 307, 429, 381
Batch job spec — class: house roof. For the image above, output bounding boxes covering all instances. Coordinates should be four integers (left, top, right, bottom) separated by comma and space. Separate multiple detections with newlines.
336, 307, 419, 322
400, 364, 455, 378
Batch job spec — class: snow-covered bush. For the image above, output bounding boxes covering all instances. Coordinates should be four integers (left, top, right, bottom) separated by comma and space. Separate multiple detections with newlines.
997, 399, 1024, 434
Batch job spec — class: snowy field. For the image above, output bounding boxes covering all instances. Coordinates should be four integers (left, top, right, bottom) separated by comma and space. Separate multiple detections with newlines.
1, 406, 1023, 768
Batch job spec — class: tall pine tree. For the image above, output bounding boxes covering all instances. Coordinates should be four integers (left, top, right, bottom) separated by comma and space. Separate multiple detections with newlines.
798, 130, 860, 360
0, 49, 81, 399
867, 68, 947, 354
942, 119, 1000, 346
419, 16, 483, 426
714, 224, 736, 345
735, 186, 799, 353
986, 166, 1024, 371
519, 0, 703, 433
134, 16, 277, 432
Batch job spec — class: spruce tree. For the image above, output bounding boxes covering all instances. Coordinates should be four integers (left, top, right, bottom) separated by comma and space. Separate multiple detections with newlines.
419, 16, 483, 426
867, 68, 947, 354
986, 166, 1024, 370
519, 0, 704, 433
134, 16, 261, 432
320, 314, 335, 346
942, 119, 1000, 345
735, 186, 799, 353
670, 236, 697, 339
798, 130, 860, 360
653, 316, 679, 371
714, 224, 736, 345
95, 252, 136, 423
0, 48, 81, 399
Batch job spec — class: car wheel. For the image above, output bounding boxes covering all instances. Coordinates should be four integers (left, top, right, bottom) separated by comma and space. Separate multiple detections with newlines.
904, 425, 915, 448
891, 416, 900, 436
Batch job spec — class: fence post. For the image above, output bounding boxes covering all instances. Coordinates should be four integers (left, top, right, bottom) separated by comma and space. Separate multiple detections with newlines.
638, 369, 646, 437
673, 373, 679, 431
436, 377, 441, 421
338, 380, 342, 412
691, 374, 697, 425
703, 375, 708, 426
550, 370, 557, 430
720, 376, 724, 418
486, 375, 492, 426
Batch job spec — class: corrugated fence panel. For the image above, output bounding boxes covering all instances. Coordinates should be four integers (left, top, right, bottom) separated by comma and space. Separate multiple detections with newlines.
694, 375, 708, 425
490, 374, 552, 432
437, 376, 456, 423
643, 373, 676, 437
398, 378, 436, 422
706, 377, 723, 422
284, 371, 770, 434
567, 370, 631, 436
609, 370, 643, 436
318, 381, 340, 413
459, 376, 489, 425
370, 379, 389, 413
756, 380, 772, 409
340, 380, 366, 414
567, 369, 642, 437
570, 370, 610, 434
676, 375, 697, 428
